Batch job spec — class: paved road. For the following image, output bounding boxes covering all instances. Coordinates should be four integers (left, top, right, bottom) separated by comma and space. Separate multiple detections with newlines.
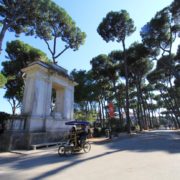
0, 130, 180, 180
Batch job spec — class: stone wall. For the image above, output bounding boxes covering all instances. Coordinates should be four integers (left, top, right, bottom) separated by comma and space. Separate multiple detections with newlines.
29, 130, 68, 145
0, 130, 68, 152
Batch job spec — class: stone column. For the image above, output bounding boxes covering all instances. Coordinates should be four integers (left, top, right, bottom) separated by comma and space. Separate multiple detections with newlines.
63, 87, 74, 120
22, 75, 35, 115
22, 75, 35, 131
31, 75, 47, 117
55, 88, 64, 119
22, 72, 48, 131
44, 80, 52, 117
70, 87, 74, 119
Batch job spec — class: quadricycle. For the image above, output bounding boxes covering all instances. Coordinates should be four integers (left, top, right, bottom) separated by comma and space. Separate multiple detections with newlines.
58, 120, 91, 156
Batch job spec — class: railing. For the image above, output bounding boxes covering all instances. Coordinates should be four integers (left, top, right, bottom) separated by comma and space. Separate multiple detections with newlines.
6, 115, 27, 131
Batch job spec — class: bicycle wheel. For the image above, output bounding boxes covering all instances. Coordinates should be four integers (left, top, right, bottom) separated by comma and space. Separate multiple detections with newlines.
65, 147, 72, 155
58, 146, 65, 156
83, 142, 91, 153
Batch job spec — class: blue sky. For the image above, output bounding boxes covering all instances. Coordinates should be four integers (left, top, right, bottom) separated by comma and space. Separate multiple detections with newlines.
0, 0, 176, 113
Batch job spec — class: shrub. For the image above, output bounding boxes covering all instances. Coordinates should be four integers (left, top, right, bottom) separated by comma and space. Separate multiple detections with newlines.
0, 112, 10, 134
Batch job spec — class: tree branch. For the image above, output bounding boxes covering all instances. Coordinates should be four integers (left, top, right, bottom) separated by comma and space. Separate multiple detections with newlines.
53, 36, 57, 56
54, 45, 70, 59
7, 99, 13, 108
159, 43, 170, 56
43, 39, 53, 56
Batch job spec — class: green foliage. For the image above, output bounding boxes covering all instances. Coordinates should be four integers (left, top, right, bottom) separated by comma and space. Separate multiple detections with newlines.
141, 1, 180, 84
71, 2, 179, 131
127, 43, 154, 78
33, 0, 86, 63
70, 69, 93, 103
4, 40, 49, 67
0, 0, 86, 62
175, 45, 180, 62
90, 54, 115, 105
90, 52, 125, 122
170, 0, 180, 23
141, 1, 180, 125
0, 111, 10, 119
74, 110, 97, 122
0, 111, 10, 134
140, 3, 180, 56
71, 70, 101, 121
157, 55, 177, 80
0, 0, 44, 52
0, 73, 7, 88
97, 9, 136, 133
108, 50, 125, 79
108, 50, 124, 64
90, 54, 110, 80
147, 69, 162, 84
0, 0, 39, 31
147, 55, 176, 85
97, 10, 136, 43
109, 118, 125, 133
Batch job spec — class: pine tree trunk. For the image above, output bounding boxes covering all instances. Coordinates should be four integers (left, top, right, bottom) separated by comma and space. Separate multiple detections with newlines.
98, 100, 102, 123
112, 80, 123, 124
122, 40, 131, 133
168, 79, 180, 117
159, 90, 180, 128
136, 85, 143, 131
0, 23, 8, 53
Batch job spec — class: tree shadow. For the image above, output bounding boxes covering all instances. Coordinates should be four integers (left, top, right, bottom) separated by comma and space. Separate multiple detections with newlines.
29, 149, 121, 180
0, 155, 23, 165
0, 149, 79, 169
0, 148, 57, 166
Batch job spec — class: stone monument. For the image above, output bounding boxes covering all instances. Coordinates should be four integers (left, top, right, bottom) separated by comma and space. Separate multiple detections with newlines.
0, 61, 77, 150
21, 61, 76, 132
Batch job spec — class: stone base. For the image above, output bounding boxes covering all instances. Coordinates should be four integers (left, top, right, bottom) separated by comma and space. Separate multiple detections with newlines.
28, 116, 72, 132
0, 130, 69, 152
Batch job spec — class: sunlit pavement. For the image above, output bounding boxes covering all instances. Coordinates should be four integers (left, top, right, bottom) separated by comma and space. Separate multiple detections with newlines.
0, 130, 180, 180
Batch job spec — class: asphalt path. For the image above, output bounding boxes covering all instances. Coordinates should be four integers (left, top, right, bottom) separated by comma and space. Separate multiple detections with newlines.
0, 130, 180, 180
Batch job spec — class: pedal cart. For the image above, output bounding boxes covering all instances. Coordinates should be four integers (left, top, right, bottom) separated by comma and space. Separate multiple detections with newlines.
58, 120, 91, 156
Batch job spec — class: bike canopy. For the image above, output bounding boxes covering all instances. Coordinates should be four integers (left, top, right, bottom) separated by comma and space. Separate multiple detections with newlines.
65, 120, 89, 126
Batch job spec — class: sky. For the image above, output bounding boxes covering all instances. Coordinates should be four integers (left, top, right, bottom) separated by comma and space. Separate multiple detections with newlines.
0, 0, 176, 114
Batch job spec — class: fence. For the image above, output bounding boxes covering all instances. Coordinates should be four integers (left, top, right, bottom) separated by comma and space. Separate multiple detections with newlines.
6, 115, 27, 131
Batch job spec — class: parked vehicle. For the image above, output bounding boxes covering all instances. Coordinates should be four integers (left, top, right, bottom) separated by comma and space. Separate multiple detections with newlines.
58, 120, 91, 156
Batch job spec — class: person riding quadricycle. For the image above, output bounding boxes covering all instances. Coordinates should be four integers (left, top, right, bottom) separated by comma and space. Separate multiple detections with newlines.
58, 121, 91, 156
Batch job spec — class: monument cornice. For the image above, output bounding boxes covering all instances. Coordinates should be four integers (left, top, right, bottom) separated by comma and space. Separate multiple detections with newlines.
21, 61, 78, 86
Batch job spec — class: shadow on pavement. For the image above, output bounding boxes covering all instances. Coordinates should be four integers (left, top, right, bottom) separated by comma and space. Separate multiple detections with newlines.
29, 150, 121, 180
30, 131, 180, 179
0, 130, 180, 180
